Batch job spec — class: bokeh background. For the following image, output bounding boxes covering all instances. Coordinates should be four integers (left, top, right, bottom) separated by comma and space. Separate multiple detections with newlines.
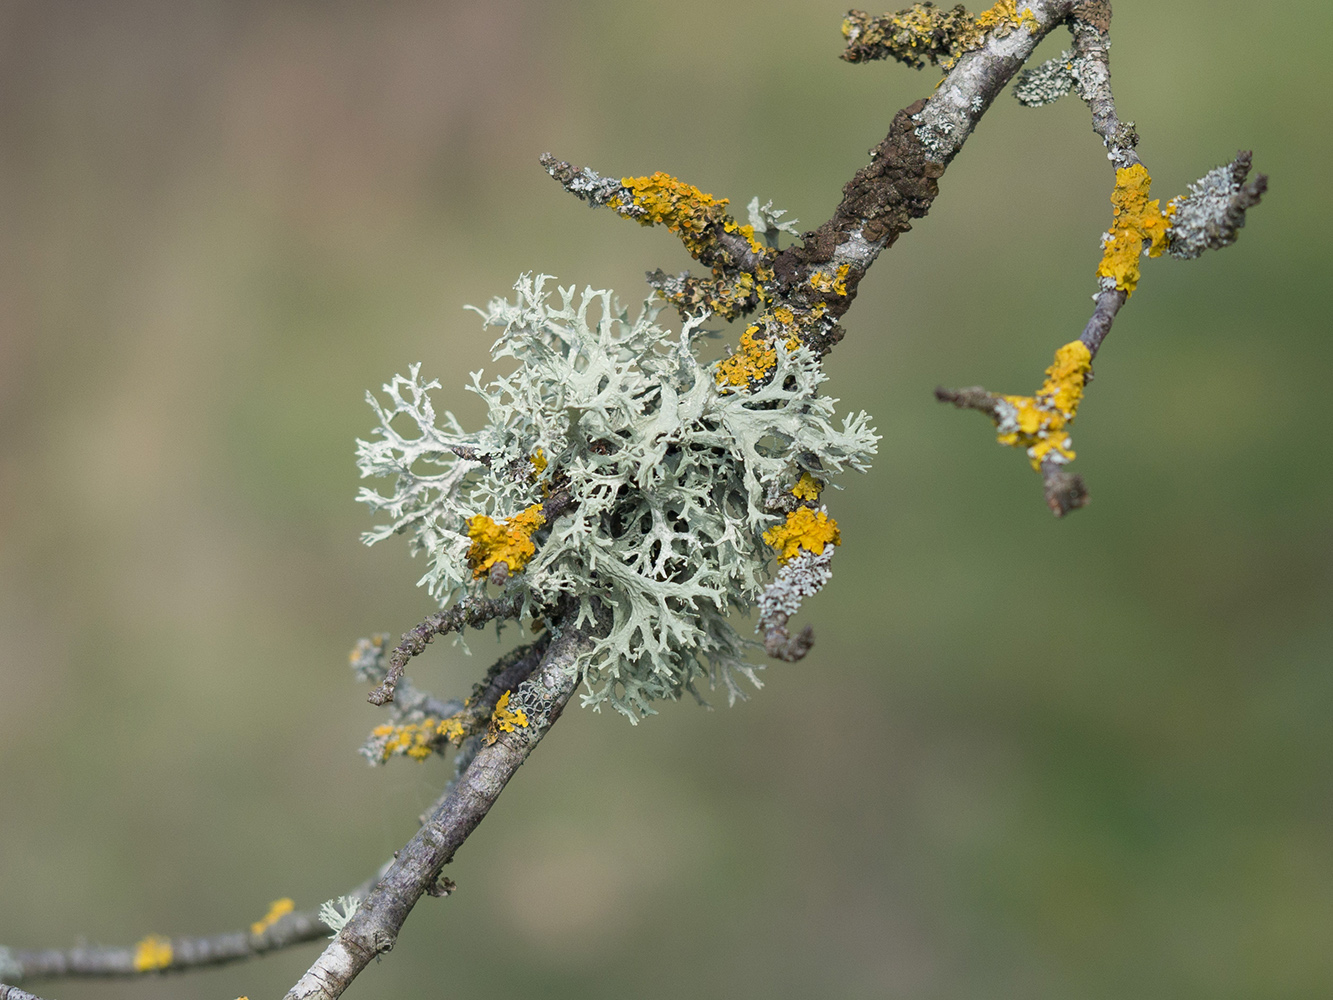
1, 1, 1329, 997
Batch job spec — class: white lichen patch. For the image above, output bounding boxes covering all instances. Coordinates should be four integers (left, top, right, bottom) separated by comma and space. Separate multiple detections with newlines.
1167, 162, 1250, 259
758, 546, 835, 621
357, 275, 878, 720
1013, 49, 1075, 106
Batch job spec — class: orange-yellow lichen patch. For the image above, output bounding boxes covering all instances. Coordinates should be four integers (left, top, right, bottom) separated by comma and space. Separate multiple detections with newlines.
1097, 164, 1173, 296
133, 934, 173, 972
483, 690, 529, 745
975, 0, 1040, 36
809, 264, 851, 297
996, 340, 1093, 469
466, 504, 546, 578
437, 714, 468, 745
763, 508, 841, 564
722, 217, 770, 259
529, 449, 548, 475
616, 173, 732, 259
372, 719, 442, 761
250, 898, 295, 936
791, 472, 824, 502
843, 2, 1039, 69
715, 326, 779, 388
493, 690, 528, 731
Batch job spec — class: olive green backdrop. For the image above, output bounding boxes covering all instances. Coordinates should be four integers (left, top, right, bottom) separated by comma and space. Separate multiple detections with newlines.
1, 2, 1329, 998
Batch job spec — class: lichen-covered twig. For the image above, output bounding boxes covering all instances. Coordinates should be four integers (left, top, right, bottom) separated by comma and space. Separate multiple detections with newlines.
361, 639, 549, 764
284, 622, 596, 1000
917, 1, 1264, 513
367, 595, 524, 706
0, 870, 386, 985
0, 984, 50, 1000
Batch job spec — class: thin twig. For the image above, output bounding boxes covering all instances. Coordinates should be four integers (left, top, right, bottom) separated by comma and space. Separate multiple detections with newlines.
285, 621, 597, 1000
369, 595, 523, 705
0, 984, 51, 1000
4, 870, 384, 983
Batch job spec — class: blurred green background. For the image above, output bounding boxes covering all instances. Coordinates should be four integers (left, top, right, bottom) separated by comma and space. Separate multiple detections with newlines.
1, 1, 1329, 997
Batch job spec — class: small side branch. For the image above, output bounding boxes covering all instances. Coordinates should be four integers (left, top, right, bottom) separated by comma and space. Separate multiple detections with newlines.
2, 871, 385, 984
285, 623, 597, 1000
539, 152, 775, 319
0, 985, 51, 1000
368, 595, 523, 706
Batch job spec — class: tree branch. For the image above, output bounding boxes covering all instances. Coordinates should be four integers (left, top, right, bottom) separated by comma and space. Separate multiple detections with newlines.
1, 869, 385, 983
0, 984, 51, 1000
284, 620, 596, 1000
368, 595, 523, 706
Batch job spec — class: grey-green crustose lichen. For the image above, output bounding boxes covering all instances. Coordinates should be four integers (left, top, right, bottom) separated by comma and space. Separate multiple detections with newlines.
357, 274, 878, 720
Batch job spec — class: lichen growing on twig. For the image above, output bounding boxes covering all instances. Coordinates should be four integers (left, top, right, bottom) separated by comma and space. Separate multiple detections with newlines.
994, 340, 1093, 469
1097, 164, 1172, 295
357, 275, 877, 719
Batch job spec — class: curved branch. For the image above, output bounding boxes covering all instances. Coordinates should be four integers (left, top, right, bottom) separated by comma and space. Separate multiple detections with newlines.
368, 595, 523, 705
284, 621, 596, 1000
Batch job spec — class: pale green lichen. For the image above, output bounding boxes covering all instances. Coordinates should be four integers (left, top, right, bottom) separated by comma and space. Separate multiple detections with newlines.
318, 896, 360, 939
357, 274, 878, 719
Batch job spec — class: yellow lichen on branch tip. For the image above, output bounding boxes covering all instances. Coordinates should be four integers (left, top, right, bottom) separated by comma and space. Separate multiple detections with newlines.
763, 507, 841, 564
615, 173, 731, 258
372, 719, 442, 761
466, 504, 546, 578
250, 898, 295, 936
437, 714, 468, 745
529, 449, 548, 475
132, 934, 173, 972
1098, 164, 1173, 296
995, 340, 1093, 469
791, 472, 824, 501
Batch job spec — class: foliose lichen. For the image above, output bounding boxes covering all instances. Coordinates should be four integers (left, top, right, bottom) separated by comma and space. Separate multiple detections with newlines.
357, 274, 877, 719
1097, 163, 1173, 296
993, 339, 1093, 468
842, 2, 1040, 70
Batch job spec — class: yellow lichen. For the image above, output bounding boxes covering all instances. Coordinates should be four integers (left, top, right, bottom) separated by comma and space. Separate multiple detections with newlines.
996, 340, 1093, 469
466, 504, 546, 578
373, 719, 442, 761
715, 326, 778, 388
762, 508, 841, 565
809, 264, 850, 297
436, 715, 468, 745
484, 690, 529, 745
529, 449, 548, 475
974, 0, 1040, 36
1097, 164, 1174, 296
791, 472, 824, 502
250, 898, 294, 936
132, 934, 173, 972
616, 173, 732, 259
843, 2, 1039, 69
